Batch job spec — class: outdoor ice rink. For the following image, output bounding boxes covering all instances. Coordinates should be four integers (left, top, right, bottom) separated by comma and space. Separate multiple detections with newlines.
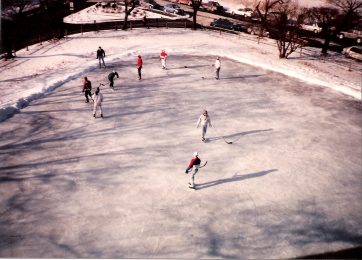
0, 54, 361, 258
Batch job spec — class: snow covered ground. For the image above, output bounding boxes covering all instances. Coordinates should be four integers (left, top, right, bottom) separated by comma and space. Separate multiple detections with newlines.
0, 13, 361, 258
63, 4, 187, 24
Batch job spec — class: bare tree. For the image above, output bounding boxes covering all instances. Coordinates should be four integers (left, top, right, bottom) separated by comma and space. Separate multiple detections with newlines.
37, 0, 68, 38
254, 0, 305, 58
273, 1, 305, 58
2, 0, 33, 58
327, 0, 362, 13
123, 0, 137, 30
303, 7, 339, 54
327, 0, 362, 30
191, 0, 202, 30
3, 0, 33, 16
255, 0, 284, 37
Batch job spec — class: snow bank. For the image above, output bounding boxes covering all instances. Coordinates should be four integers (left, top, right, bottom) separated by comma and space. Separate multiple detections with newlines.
0, 28, 360, 123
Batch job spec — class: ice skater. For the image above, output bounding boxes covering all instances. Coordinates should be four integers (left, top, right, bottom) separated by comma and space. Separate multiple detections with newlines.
136, 55, 143, 80
97, 46, 106, 68
160, 50, 168, 69
108, 69, 119, 89
196, 110, 212, 142
82, 76, 92, 103
214, 57, 221, 80
92, 86, 104, 118
185, 152, 206, 189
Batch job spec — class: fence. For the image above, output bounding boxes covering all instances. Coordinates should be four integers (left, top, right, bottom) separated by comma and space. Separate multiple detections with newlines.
64, 18, 193, 36
1, 18, 194, 57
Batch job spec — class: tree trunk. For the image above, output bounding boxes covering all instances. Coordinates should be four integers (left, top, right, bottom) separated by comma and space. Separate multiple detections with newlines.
123, 2, 129, 30
321, 27, 331, 55
321, 37, 331, 55
192, 9, 198, 30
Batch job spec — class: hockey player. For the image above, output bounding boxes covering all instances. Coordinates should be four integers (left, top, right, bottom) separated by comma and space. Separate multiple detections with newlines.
160, 50, 168, 69
185, 152, 202, 189
82, 76, 92, 103
92, 87, 104, 118
97, 46, 106, 68
108, 70, 119, 89
136, 55, 143, 80
196, 110, 212, 142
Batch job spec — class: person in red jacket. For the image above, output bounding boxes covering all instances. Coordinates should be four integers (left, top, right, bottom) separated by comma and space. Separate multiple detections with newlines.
185, 152, 202, 189
136, 55, 143, 80
160, 50, 167, 69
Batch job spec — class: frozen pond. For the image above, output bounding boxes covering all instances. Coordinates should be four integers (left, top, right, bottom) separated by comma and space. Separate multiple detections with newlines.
0, 54, 361, 258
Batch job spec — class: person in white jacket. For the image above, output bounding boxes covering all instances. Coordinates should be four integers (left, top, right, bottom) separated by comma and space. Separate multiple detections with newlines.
214, 57, 221, 80
196, 110, 212, 142
92, 87, 104, 118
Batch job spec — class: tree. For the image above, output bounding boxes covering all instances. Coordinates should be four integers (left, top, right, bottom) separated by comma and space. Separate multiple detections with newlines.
255, 0, 304, 58
255, 0, 285, 38
122, 0, 137, 30
191, 0, 203, 30
2, 0, 33, 16
255, 0, 285, 27
327, 0, 362, 31
38, 0, 68, 38
1, 0, 33, 58
303, 7, 339, 55
272, 1, 305, 58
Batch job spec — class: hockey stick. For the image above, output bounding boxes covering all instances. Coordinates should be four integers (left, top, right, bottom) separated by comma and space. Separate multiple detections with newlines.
222, 137, 233, 144
185, 161, 207, 174
213, 126, 233, 144
199, 161, 208, 168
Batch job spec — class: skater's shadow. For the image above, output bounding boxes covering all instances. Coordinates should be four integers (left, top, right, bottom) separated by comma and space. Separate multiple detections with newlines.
196, 169, 277, 190
221, 74, 265, 80
167, 64, 210, 70
208, 128, 273, 143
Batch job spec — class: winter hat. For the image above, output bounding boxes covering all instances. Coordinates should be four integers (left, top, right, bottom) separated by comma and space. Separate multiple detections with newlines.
193, 152, 198, 157
138, 55, 141, 58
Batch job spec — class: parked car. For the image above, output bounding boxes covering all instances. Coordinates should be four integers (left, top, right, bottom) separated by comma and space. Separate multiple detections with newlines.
231, 7, 253, 18
177, 0, 192, 5
141, 0, 162, 9
117, 0, 141, 6
337, 28, 362, 44
210, 18, 244, 31
202, 1, 223, 13
246, 26, 269, 37
163, 3, 183, 14
301, 22, 322, 33
342, 46, 362, 61
210, 18, 234, 30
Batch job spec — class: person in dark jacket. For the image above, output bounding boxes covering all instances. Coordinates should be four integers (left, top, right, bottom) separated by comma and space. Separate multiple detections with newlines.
82, 76, 92, 103
97, 46, 106, 68
108, 70, 119, 89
